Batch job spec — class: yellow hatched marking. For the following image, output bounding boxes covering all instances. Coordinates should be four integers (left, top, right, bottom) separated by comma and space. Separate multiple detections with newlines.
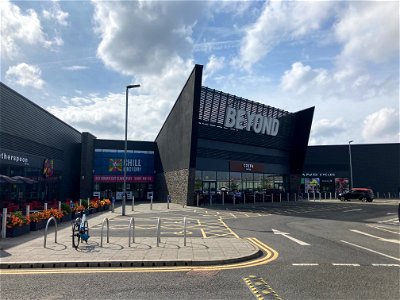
200, 228, 207, 238
218, 218, 240, 238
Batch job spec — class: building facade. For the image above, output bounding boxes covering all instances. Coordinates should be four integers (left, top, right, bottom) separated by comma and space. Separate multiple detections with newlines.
0, 82, 81, 209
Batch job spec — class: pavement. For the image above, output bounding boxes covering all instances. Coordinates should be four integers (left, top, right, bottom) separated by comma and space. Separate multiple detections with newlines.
0, 203, 261, 269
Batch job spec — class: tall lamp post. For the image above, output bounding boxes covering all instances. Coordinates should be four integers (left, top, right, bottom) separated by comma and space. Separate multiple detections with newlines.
122, 84, 140, 216
348, 140, 354, 189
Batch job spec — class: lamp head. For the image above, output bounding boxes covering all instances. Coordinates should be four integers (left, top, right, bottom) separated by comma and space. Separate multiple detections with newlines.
127, 84, 140, 89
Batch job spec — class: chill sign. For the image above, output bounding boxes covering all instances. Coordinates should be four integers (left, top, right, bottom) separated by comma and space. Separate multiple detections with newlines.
224, 107, 279, 136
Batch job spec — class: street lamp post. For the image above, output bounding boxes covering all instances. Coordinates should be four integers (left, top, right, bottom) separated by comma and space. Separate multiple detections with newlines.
348, 140, 354, 189
122, 84, 140, 216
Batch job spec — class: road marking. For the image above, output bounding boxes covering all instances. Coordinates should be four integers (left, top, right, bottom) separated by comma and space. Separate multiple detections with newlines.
292, 263, 319, 266
341, 240, 400, 262
343, 209, 362, 212
230, 213, 237, 218
0, 238, 278, 275
350, 229, 400, 244
378, 218, 399, 224
332, 263, 360, 266
367, 225, 400, 235
372, 264, 400, 267
272, 229, 310, 246
200, 228, 207, 238
219, 218, 240, 238
243, 275, 282, 300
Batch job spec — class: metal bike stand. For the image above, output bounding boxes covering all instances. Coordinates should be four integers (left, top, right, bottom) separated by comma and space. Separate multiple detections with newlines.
44, 217, 57, 248
100, 218, 109, 247
128, 217, 135, 247
156, 217, 161, 247
183, 217, 187, 247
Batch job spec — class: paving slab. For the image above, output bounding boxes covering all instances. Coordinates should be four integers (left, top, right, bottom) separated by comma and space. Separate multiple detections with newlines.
0, 203, 261, 269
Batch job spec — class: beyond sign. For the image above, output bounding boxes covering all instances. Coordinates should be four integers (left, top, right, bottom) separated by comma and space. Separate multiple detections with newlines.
224, 107, 280, 136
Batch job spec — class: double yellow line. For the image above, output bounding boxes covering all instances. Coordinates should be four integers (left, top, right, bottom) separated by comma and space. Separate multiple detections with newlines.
0, 238, 278, 275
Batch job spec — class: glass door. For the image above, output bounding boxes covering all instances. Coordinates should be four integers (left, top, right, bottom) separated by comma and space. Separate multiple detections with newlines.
202, 181, 216, 205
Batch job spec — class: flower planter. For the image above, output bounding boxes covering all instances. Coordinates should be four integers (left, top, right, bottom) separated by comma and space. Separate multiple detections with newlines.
6, 224, 30, 237
89, 208, 96, 215
30, 220, 47, 231
103, 205, 109, 211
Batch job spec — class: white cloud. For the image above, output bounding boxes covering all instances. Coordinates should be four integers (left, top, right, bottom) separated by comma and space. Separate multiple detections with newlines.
203, 55, 225, 82
309, 118, 348, 145
0, 0, 64, 60
362, 108, 399, 143
5, 63, 45, 89
334, 1, 399, 67
63, 65, 88, 71
234, 1, 334, 71
91, 0, 205, 76
42, 0, 69, 26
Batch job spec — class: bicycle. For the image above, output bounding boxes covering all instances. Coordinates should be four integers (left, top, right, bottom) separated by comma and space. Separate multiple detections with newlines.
72, 214, 89, 249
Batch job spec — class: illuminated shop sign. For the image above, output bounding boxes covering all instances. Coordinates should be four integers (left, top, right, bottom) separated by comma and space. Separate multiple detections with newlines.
94, 149, 154, 182
302, 172, 336, 177
224, 107, 280, 136
230, 161, 265, 173
0, 151, 29, 166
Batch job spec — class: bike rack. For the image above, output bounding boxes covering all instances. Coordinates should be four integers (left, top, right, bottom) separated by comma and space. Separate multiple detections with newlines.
128, 217, 135, 247
44, 217, 57, 248
156, 217, 161, 247
100, 218, 109, 247
183, 217, 187, 247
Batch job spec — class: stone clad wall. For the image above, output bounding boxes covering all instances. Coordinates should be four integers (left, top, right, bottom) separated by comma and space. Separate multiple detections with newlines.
155, 168, 196, 206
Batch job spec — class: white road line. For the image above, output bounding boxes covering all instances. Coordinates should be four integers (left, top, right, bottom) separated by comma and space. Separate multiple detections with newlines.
367, 225, 400, 235
378, 218, 399, 223
350, 229, 400, 244
292, 263, 319, 266
332, 263, 360, 266
372, 264, 400, 267
343, 209, 362, 212
230, 213, 237, 218
272, 229, 310, 246
341, 240, 400, 262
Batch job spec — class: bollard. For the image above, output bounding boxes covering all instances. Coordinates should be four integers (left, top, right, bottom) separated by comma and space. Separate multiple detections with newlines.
324, 192, 326, 200
222, 192, 225, 206
58, 201, 61, 211
183, 217, 187, 247
279, 193, 282, 203
150, 195, 153, 210
272, 193, 274, 203
313, 192, 315, 202
233, 195, 236, 206
243, 193, 246, 205
329, 192, 332, 200
319, 193, 322, 201
26, 204, 30, 217
129, 217, 135, 246
167, 195, 170, 209
44, 203, 48, 211
254, 192, 256, 205
132, 195, 135, 211
44, 217, 57, 248
294, 193, 297, 202
388, 192, 391, 199
287, 193, 289, 202
156, 217, 161, 247
1, 208, 7, 238
196, 194, 199, 207
80, 199, 82, 206
100, 218, 109, 247
377, 192, 380, 199
334, 192, 337, 199
210, 194, 213, 206
262, 193, 265, 203
307, 193, 310, 201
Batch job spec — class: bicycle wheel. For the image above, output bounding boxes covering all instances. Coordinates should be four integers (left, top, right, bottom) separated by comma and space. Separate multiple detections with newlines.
72, 223, 80, 249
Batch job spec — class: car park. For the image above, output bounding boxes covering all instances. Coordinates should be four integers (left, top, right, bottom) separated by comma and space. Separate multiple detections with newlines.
338, 188, 375, 202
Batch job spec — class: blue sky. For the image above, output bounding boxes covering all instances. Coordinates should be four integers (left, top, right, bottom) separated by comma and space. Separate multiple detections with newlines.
1, 0, 399, 145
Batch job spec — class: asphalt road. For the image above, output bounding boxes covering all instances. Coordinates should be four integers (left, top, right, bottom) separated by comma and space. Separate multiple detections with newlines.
1, 200, 399, 300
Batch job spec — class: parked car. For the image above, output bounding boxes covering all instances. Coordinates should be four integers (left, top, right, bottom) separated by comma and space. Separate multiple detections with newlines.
338, 188, 375, 202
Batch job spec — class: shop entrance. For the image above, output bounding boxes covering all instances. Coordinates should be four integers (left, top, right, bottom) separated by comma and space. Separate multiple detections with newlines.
202, 181, 216, 204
